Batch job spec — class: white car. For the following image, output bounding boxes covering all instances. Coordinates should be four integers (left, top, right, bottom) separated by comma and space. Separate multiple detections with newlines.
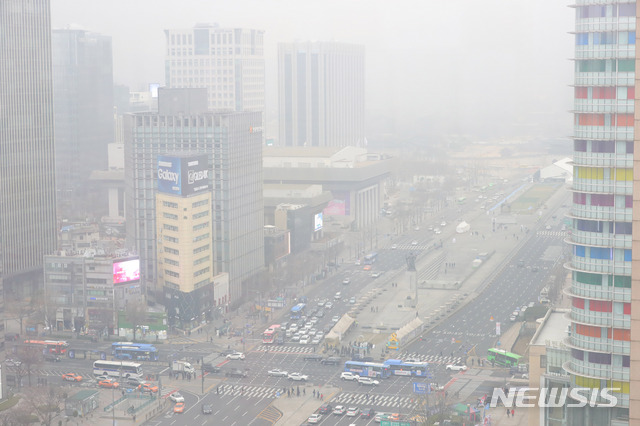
391, 244, 398, 249
308, 413, 322, 424
331, 315, 340, 323
290, 323, 299, 331
358, 376, 380, 386
371, 271, 382, 278
446, 364, 468, 372
509, 315, 517, 322
334, 292, 341, 300
342, 278, 351, 285
288, 372, 308, 381
267, 369, 288, 377
169, 392, 185, 403
226, 352, 245, 360
340, 372, 360, 381
346, 407, 360, 416
311, 338, 321, 345
333, 405, 346, 415
441, 221, 447, 227
299, 336, 310, 345
411, 240, 418, 245
291, 334, 301, 342
325, 302, 333, 309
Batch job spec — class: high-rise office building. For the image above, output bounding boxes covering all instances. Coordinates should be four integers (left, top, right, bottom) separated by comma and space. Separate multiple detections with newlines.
278, 41, 365, 147
164, 24, 265, 126
567, 2, 636, 424
0, 0, 58, 327
125, 89, 264, 305
52, 29, 114, 218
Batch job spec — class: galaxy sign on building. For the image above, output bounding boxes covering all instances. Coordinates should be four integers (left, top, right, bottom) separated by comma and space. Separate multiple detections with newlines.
157, 154, 210, 196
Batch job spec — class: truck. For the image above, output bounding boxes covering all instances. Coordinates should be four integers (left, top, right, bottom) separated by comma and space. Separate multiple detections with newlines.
171, 360, 195, 375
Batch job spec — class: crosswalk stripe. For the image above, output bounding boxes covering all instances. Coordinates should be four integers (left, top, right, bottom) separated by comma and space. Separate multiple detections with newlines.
254, 345, 316, 354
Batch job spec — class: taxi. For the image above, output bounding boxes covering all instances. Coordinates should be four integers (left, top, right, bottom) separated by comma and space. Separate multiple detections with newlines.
173, 402, 185, 413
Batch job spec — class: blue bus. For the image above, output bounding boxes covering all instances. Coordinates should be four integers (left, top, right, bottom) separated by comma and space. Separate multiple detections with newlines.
363, 252, 378, 265
344, 361, 391, 379
383, 359, 429, 377
290, 303, 306, 320
112, 342, 159, 361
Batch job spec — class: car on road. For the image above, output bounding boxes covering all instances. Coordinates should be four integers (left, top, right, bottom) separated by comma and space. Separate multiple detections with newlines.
411, 240, 418, 245
288, 372, 308, 381
325, 302, 333, 309
126, 377, 146, 387
331, 315, 340, 323
202, 404, 213, 414
346, 407, 360, 416
363, 265, 372, 271
291, 333, 301, 342
349, 297, 356, 304
317, 300, 325, 307
441, 221, 447, 227
509, 315, 517, 322
220, 348, 236, 357
139, 383, 159, 393
375, 412, 400, 422
98, 379, 119, 389
391, 244, 398, 249
360, 408, 374, 418
268, 369, 289, 377
340, 372, 360, 381
307, 413, 322, 424
358, 376, 380, 386
62, 373, 83, 382
94, 375, 109, 382
226, 352, 245, 360
173, 402, 185, 414
225, 369, 248, 378
290, 323, 299, 331
371, 271, 383, 278
300, 336, 310, 345
434, 227, 442, 234
302, 354, 323, 362
311, 337, 321, 345
44, 354, 61, 362
318, 403, 332, 414
528, 302, 535, 308
446, 364, 468, 372
169, 392, 185, 403
320, 357, 341, 366
334, 292, 341, 300
333, 405, 346, 415
342, 278, 351, 285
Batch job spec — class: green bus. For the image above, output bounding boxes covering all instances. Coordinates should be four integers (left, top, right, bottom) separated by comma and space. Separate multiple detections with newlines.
487, 348, 521, 367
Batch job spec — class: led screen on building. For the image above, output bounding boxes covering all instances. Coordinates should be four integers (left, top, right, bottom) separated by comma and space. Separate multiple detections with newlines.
157, 155, 209, 196
113, 259, 141, 284
314, 212, 323, 231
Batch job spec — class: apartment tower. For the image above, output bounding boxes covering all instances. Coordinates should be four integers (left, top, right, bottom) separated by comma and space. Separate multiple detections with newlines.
278, 41, 365, 147
567, 2, 636, 424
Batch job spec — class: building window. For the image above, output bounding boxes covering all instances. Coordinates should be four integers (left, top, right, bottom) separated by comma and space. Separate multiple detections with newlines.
163, 224, 179, 232
163, 213, 178, 220
163, 201, 179, 208
165, 270, 180, 278
540, 355, 547, 368
192, 199, 209, 208
193, 211, 209, 219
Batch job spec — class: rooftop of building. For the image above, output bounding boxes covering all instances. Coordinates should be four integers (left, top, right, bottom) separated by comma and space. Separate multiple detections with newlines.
66, 390, 99, 401
530, 308, 570, 347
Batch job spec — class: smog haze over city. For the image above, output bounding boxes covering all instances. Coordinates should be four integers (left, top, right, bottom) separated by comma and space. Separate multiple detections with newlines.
52, 0, 574, 141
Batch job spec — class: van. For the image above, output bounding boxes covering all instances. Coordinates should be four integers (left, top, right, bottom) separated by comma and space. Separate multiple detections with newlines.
334, 292, 341, 300
321, 357, 341, 366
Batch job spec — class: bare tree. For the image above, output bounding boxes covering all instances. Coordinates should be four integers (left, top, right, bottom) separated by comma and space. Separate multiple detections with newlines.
5, 298, 35, 337
20, 386, 66, 426
12, 345, 43, 388
125, 303, 147, 341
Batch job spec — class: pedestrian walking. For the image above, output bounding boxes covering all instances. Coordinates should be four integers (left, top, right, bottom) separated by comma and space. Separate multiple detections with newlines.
511, 409, 515, 417
506, 408, 510, 418
313, 389, 316, 398
303, 388, 306, 396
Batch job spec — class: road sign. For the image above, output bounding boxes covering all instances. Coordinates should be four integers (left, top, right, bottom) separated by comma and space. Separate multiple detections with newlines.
413, 382, 428, 395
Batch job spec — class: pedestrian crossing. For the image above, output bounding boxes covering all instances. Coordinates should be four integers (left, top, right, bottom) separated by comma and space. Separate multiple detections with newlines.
215, 384, 280, 399
396, 352, 463, 365
332, 392, 418, 409
28, 367, 94, 377
431, 330, 490, 338
389, 244, 430, 251
536, 230, 565, 238
253, 345, 316, 354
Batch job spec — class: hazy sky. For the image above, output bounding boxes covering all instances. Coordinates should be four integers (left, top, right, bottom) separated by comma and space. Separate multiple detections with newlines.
52, 0, 574, 141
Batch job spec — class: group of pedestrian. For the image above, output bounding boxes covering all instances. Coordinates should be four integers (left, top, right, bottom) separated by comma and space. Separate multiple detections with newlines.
369, 306, 379, 313
506, 408, 515, 418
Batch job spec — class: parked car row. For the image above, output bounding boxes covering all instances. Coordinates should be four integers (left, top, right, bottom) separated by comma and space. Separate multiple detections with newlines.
310, 404, 394, 423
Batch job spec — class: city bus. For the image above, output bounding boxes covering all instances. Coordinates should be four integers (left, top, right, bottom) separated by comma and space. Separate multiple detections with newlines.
93, 360, 143, 379
383, 359, 429, 377
363, 252, 378, 265
290, 303, 306, 320
262, 324, 281, 344
344, 361, 391, 379
487, 348, 521, 367
23, 340, 69, 355
113, 345, 159, 361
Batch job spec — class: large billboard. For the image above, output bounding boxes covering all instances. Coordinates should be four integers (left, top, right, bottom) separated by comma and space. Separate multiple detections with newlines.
157, 154, 209, 196
323, 191, 350, 216
314, 212, 323, 231
113, 258, 141, 284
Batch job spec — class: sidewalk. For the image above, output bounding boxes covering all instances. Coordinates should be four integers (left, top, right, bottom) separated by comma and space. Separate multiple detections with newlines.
272, 384, 340, 425
484, 406, 530, 425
